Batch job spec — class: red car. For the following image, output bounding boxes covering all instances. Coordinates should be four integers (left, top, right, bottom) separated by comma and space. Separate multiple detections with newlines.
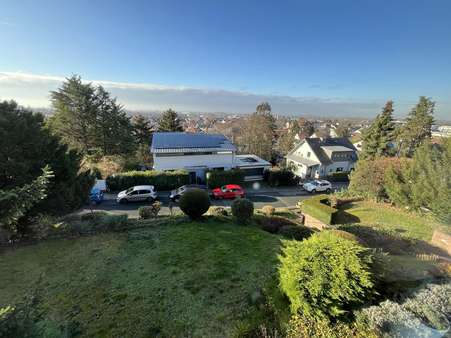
212, 184, 245, 200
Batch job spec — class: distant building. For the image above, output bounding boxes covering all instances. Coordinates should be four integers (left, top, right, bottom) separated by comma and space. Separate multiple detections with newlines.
150, 132, 270, 184
286, 137, 358, 179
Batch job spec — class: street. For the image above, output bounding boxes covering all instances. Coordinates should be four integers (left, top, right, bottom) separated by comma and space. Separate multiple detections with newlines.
84, 182, 348, 218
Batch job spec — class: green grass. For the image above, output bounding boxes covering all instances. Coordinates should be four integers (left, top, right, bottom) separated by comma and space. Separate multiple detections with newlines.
335, 201, 441, 241
0, 218, 282, 337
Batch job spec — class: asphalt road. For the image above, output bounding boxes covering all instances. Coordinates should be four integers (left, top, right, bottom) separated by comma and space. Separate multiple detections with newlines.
83, 182, 348, 218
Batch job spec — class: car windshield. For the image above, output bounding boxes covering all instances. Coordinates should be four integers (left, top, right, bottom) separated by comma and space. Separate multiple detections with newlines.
310, 181, 318, 186
125, 187, 134, 194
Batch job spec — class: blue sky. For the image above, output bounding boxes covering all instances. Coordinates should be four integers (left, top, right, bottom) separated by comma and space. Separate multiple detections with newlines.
1, 0, 451, 119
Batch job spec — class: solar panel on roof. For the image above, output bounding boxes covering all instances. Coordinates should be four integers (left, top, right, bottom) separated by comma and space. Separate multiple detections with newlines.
152, 132, 231, 149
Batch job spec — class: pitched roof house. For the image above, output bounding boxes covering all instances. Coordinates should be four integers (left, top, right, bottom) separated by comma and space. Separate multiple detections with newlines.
286, 137, 358, 179
151, 132, 270, 183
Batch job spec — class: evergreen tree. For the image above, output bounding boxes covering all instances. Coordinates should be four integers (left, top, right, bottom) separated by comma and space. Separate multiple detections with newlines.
157, 109, 183, 132
49, 75, 135, 156
132, 114, 154, 165
397, 96, 434, 157
360, 101, 396, 159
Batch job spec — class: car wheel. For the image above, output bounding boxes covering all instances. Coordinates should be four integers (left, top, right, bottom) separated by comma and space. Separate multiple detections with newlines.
326, 188, 331, 193
311, 189, 316, 193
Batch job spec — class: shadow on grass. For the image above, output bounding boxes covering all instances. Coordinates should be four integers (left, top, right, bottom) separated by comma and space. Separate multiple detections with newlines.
338, 225, 450, 258
334, 210, 361, 224
249, 195, 278, 203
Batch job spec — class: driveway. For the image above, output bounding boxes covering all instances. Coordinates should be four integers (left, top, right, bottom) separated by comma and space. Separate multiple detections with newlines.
83, 182, 348, 218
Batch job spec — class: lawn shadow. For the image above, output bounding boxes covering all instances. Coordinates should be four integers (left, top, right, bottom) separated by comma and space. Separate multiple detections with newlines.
249, 195, 278, 203
334, 210, 361, 224
338, 225, 450, 258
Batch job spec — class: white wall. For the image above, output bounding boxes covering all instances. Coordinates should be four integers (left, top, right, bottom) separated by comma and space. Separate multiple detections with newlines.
153, 153, 235, 171
324, 161, 355, 176
293, 142, 320, 162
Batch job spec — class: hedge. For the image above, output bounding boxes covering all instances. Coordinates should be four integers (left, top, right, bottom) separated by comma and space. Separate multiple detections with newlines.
298, 194, 338, 225
327, 172, 350, 182
106, 170, 189, 191
206, 169, 245, 188
265, 168, 298, 187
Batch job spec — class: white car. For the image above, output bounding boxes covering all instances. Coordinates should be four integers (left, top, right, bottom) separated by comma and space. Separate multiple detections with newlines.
302, 180, 332, 193
116, 185, 157, 204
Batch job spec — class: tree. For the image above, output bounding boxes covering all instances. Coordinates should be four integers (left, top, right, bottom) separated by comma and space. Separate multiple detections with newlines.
94, 86, 135, 155
0, 100, 94, 214
360, 101, 396, 159
157, 109, 183, 132
49, 75, 135, 156
385, 139, 451, 223
335, 123, 352, 138
298, 118, 314, 139
397, 97, 434, 157
0, 166, 53, 239
132, 114, 154, 165
239, 102, 276, 160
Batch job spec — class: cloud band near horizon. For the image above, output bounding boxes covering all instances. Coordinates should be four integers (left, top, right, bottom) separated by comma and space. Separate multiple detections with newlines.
0, 71, 448, 119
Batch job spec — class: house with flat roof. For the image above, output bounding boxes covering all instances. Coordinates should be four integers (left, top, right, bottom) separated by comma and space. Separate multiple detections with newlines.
286, 137, 358, 179
150, 132, 270, 183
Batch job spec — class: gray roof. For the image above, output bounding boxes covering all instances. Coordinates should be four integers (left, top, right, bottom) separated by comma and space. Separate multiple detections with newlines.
151, 132, 237, 153
287, 138, 357, 165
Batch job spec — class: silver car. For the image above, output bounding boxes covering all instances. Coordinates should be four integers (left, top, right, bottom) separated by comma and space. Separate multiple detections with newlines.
116, 185, 157, 204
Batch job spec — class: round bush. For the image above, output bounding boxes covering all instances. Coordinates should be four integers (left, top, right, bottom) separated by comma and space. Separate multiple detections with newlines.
208, 206, 228, 216
261, 205, 276, 216
138, 201, 161, 219
279, 225, 314, 241
179, 188, 211, 219
279, 231, 374, 319
231, 198, 254, 224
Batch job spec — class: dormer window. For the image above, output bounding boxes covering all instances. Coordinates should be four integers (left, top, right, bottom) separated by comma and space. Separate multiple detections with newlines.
307, 151, 311, 158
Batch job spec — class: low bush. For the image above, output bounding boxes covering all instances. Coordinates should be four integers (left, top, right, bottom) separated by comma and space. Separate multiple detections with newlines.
81, 211, 108, 222
205, 169, 245, 188
106, 170, 189, 191
208, 206, 229, 217
265, 168, 298, 187
279, 231, 374, 319
278, 225, 314, 241
261, 205, 275, 216
231, 198, 254, 224
356, 283, 451, 337
179, 188, 211, 219
327, 172, 350, 182
138, 202, 161, 219
298, 194, 338, 225
287, 314, 378, 338
27, 214, 70, 240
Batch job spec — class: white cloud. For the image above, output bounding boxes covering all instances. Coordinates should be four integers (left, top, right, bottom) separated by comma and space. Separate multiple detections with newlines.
1, 71, 448, 119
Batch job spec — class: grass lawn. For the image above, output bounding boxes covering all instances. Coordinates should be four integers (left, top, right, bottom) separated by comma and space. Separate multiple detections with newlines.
0, 218, 282, 337
335, 200, 442, 241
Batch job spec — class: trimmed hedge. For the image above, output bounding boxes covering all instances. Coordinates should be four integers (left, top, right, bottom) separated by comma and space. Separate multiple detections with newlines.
179, 188, 211, 219
265, 168, 298, 187
298, 194, 338, 225
206, 168, 245, 188
327, 172, 350, 182
106, 170, 189, 191
231, 198, 254, 224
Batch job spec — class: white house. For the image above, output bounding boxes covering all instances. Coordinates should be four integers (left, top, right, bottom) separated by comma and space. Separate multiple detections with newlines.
151, 132, 271, 183
286, 137, 358, 179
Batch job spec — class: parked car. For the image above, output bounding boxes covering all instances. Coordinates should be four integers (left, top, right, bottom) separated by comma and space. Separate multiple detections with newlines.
302, 180, 332, 193
116, 185, 157, 204
89, 187, 104, 204
169, 184, 208, 202
211, 184, 245, 199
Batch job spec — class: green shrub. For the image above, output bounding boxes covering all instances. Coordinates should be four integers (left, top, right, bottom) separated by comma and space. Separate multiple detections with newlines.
208, 206, 229, 216
327, 172, 350, 182
287, 314, 378, 338
278, 225, 314, 241
206, 169, 245, 188
106, 170, 189, 191
179, 188, 211, 219
279, 231, 374, 319
28, 214, 69, 240
298, 194, 338, 225
231, 198, 254, 224
80, 211, 108, 222
138, 202, 161, 219
265, 168, 298, 187
79, 213, 128, 233
100, 214, 129, 231
261, 205, 275, 216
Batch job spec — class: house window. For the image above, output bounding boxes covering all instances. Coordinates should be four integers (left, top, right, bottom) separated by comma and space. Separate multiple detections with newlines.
307, 152, 311, 158
336, 167, 344, 172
